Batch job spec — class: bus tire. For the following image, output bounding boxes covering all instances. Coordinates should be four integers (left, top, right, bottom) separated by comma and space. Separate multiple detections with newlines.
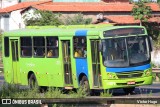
80, 76, 91, 96
123, 87, 135, 95
29, 73, 38, 89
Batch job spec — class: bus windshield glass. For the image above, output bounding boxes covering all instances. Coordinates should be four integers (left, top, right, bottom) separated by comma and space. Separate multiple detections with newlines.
103, 36, 150, 67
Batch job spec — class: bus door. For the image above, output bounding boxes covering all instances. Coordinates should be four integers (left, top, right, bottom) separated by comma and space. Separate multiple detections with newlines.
61, 40, 73, 86
10, 39, 20, 84
90, 40, 102, 88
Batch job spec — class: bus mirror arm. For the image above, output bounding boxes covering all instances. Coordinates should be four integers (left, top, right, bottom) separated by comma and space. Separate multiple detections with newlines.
148, 36, 153, 52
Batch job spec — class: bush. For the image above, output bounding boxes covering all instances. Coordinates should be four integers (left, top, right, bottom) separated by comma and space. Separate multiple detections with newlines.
64, 13, 92, 25
100, 90, 112, 97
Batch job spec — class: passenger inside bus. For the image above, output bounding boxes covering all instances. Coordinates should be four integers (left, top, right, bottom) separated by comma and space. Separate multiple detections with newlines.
47, 50, 53, 57
74, 49, 82, 57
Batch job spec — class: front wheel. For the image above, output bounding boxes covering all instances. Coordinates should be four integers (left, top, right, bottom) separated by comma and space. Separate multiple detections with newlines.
80, 76, 91, 96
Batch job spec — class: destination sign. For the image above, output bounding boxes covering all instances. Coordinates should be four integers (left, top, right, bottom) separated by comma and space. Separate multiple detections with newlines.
103, 28, 145, 37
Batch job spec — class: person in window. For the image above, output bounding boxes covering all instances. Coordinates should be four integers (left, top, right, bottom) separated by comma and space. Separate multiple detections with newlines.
75, 49, 82, 57
47, 50, 53, 57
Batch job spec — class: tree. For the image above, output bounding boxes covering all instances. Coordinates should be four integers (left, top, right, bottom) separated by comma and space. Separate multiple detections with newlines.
23, 10, 63, 26
132, 0, 152, 25
64, 13, 92, 25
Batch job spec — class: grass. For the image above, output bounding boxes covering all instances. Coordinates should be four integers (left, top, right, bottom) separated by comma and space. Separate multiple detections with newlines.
100, 89, 112, 97
148, 90, 153, 96
0, 84, 87, 107
0, 83, 86, 99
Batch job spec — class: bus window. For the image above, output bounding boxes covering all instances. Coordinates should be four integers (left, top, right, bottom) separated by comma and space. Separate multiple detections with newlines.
46, 37, 58, 57
4, 37, 9, 57
20, 37, 32, 57
33, 37, 45, 57
73, 37, 87, 58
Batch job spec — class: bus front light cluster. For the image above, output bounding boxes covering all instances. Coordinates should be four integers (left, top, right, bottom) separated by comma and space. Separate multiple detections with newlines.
145, 69, 152, 76
107, 72, 117, 79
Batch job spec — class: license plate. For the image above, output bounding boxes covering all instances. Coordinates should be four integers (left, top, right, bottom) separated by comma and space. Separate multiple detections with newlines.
127, 81, 135, 85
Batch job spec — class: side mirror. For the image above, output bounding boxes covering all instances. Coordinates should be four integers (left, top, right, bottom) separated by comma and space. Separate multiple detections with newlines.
148, 36, 153, 52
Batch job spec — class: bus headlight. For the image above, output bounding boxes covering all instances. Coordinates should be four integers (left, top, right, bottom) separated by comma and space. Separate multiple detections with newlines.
107, 72, 117, 79
145, 69, 152, 76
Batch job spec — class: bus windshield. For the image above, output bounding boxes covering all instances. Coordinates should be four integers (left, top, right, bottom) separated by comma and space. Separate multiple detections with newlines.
103, 36, 150, 67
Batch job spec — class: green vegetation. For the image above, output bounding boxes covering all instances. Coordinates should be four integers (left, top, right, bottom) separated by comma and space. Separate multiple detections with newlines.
151, 62, 160, 68
152, 73, 160, 81
64, 13, 92, 25
153, 35, 160, 49
0, 84, 86, 98
23, 10, 63, 26
130, 0, 158, 3
144, 22, 160, 49
132, 0, 160, 49
0, 84, 88, 107
148, 90, 153, 96
0, 34, 2, 51
132, 0, 152, 26
23, 11, 92, 26
100, 90, 112, 97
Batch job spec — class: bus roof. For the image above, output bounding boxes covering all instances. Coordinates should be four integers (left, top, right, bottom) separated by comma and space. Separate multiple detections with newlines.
2, 24, 146, 37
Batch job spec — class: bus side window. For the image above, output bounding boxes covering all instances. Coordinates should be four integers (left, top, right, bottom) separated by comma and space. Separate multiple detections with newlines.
33, 37, 45, 57
73, 37, 87, 58
20, 37, 32, 57
46, 37, 58, 58
4, 37, 9, 57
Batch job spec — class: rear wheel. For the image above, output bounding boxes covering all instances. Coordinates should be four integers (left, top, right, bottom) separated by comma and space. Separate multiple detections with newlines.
123, 87, 135, 95
80, 76, 91, 96
29, 73, 47, 92
29, 74, 38, 89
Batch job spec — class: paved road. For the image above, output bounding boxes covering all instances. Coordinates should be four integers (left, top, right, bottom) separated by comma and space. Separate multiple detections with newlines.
110, 83, 160, 97
0, 73, 160, 98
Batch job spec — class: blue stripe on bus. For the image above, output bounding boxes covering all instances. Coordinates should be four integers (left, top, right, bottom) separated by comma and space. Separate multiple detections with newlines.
106, 64, 151, 73
75, 30, 88, 36
75, 30, 88, 79
75, 59, 88, 78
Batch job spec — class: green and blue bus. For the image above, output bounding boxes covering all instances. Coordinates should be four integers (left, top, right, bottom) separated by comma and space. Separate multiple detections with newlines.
2, 24, 153, 94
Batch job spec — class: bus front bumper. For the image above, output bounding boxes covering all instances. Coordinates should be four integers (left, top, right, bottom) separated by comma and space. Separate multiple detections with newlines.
103, 76, 153, 89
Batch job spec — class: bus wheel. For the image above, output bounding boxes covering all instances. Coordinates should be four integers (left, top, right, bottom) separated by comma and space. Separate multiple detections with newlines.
80, 76, 91, 96
123, 87, 135, 95
29, 74, 38, 89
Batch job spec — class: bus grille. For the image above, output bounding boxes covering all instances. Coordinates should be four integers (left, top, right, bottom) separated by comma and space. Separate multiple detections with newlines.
116, 71, 144, 79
